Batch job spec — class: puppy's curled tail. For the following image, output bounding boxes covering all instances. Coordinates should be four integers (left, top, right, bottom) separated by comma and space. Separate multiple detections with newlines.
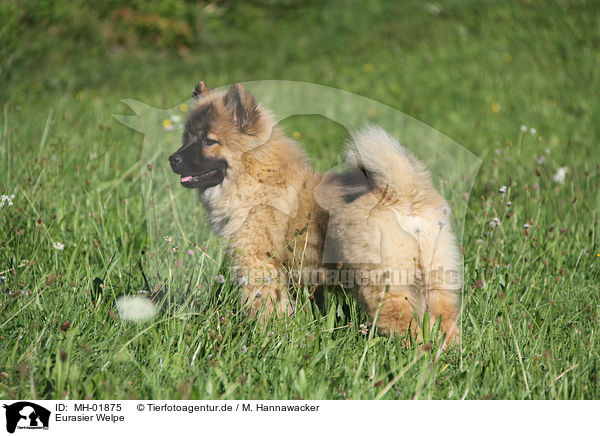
345, 125, 433, 204
345, 126, 462, 342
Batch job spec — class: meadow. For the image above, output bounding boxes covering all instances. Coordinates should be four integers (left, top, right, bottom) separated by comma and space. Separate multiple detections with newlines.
1, 0, 599, 399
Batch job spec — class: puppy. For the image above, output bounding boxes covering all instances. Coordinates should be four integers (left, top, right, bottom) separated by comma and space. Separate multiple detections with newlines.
169, 82, 461, 342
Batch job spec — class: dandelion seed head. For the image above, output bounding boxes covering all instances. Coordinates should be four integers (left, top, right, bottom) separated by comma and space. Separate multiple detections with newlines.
117, 296, 158, 323
438, 219, 446, 228
215, 274, 226, 284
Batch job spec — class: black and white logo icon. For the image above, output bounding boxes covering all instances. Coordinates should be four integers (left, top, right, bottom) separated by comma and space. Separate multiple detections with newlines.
2, 402, 50, 434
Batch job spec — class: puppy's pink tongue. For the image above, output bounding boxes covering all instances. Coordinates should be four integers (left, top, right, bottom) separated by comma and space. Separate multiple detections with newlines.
181, 176, 193, 182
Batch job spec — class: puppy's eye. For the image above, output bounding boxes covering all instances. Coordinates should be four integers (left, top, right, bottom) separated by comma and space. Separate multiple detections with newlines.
202, 137, 218, 146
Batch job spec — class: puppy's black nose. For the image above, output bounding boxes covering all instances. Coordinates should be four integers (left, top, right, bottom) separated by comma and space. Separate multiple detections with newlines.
169, 153, 182, 167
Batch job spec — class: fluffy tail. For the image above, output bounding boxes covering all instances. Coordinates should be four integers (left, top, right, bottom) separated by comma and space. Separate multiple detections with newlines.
345, 125, 433, 203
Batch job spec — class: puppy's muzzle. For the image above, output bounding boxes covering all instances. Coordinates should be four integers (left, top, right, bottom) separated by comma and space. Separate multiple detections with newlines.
169, 153, 183, 170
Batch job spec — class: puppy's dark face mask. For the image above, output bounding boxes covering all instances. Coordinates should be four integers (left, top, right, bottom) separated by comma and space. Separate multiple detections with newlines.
168, 103, 228, 191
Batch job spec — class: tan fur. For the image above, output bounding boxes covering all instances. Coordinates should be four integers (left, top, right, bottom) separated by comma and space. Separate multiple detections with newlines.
181, 84, 461, 343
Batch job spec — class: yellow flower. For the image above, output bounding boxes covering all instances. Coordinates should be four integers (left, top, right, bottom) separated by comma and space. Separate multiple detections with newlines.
490, 102, 501, 113
362, 63, 374, 73
292, 131, 301, 140
163, 119, 175, 131
180, 104, 188, 112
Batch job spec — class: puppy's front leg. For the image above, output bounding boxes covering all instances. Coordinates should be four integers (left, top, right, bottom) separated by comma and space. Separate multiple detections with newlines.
230, 204, 290, 318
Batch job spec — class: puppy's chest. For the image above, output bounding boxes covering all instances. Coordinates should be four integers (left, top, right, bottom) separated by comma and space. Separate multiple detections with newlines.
204, 182, 300, 239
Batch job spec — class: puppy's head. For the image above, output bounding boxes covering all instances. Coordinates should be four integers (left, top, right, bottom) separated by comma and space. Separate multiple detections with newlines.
168, 82, 272, 191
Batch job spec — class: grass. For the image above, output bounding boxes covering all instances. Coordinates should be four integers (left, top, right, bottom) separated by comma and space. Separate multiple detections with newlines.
1, 0, 599, 399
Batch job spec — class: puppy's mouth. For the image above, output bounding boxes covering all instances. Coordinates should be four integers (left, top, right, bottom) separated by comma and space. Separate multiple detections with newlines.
180, 170, 219, 188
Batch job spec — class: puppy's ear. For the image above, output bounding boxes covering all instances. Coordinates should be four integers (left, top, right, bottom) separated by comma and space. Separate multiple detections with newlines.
223, 83, 260, 133
192, 81, 211, 99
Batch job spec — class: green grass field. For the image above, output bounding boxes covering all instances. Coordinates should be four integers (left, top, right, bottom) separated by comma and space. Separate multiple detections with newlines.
1, 0, 599, 399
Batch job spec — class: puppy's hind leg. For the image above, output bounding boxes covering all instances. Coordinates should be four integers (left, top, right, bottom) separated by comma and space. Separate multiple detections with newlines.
353, 208, 425, 339
421, 224, 462, 345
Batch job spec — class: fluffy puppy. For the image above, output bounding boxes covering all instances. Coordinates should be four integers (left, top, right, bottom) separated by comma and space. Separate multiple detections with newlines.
169, 82, 461, 342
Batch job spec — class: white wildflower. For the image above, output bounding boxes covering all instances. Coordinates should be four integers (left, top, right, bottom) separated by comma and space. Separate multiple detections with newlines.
520, 124, 527, 132
438, 219, 446, 228
239, 276, 249, 286
170, 114, 182, 123
0, 194, 15, 209
537, 155, 545, 165
442, 205, 451, 216
215, 274, 226, 284
530, 128, 536, 135
553, 167, 568, 184
545, 148, 550, 154
53, 242, 65, 250
499, 186, 507, 194
523, 223, 530, 229
117, 296, 158, 322
507, 201, 512, 207
163, 235, 173, 243
489, 217, 500, 229
241, 345, 248, 353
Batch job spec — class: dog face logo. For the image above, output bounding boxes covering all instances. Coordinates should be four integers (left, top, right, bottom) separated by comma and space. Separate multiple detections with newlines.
3, 402, 50, 433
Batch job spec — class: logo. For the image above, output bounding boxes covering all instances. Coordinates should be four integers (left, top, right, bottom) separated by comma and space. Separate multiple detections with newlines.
2, 402, 50, 434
